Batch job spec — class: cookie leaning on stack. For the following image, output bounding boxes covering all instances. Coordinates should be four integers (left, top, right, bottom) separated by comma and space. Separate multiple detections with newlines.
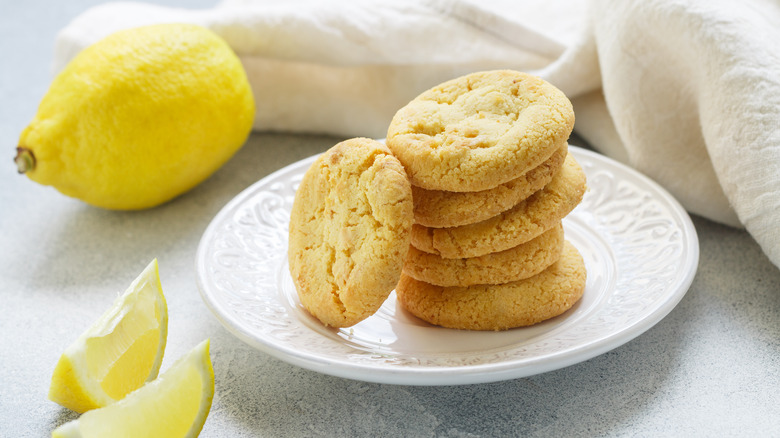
287, 138, 414, 328
386, 70, 587, 331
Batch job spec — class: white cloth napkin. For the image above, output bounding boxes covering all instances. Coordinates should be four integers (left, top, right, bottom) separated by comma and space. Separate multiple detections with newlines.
52, 0, 780, 269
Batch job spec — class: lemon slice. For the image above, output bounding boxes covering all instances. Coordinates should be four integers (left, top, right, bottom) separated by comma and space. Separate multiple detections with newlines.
48, 259, 168, 413
52, 339, 215, 438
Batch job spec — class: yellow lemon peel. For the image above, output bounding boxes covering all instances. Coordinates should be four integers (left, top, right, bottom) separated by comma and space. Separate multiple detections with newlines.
16, 23, 255, 210
52, 339, 215, 438
48, 259, 168, 413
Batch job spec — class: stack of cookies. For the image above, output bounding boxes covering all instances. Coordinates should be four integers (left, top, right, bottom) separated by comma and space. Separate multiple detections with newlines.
288, 69, 587, 331
385, 70, 587, 331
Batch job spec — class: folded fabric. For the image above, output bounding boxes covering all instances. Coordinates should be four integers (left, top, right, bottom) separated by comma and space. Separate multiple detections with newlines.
53, 0, 780, 269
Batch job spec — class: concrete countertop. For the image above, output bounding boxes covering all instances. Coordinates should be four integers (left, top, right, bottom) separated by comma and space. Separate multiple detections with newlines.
2, 1, 779, 436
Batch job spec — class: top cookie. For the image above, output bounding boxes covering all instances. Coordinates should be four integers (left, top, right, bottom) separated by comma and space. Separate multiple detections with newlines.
386, 70, 575, 192
288, 138, 414, 328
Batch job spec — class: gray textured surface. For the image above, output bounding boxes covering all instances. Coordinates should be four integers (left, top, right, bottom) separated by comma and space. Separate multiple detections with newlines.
2, 1, 779, 437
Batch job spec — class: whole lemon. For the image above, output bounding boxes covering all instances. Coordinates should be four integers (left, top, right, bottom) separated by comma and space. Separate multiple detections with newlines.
15, 23, 255, 210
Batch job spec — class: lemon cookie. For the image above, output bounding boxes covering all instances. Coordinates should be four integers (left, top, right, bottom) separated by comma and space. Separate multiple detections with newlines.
396, 241, 586, 331
403, 223, 564, 287
410, 154, 586, 259
412, 145, 568, 228
386, 70, 574, 192
288, 138, 414, 328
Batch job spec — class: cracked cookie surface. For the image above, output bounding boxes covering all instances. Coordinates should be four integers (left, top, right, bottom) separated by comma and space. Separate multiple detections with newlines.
288, 138, 413, 327
386, 70, 574, 192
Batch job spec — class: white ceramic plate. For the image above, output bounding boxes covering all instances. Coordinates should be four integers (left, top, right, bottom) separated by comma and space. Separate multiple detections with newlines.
196, 146, 699, 385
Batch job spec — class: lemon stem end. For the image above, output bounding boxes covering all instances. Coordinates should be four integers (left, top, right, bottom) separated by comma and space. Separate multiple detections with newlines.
14, 147, 35, 174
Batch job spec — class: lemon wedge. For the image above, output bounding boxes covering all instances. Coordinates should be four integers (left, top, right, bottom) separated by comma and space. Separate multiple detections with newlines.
48, 259, 168, 413
52, 339, 215, 438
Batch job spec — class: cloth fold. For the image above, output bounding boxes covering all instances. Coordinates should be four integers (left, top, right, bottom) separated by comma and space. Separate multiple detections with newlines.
52, 0, 780, 269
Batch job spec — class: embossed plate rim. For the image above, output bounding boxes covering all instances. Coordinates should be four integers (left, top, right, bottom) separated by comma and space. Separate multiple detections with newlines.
196, 145, 699, 385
